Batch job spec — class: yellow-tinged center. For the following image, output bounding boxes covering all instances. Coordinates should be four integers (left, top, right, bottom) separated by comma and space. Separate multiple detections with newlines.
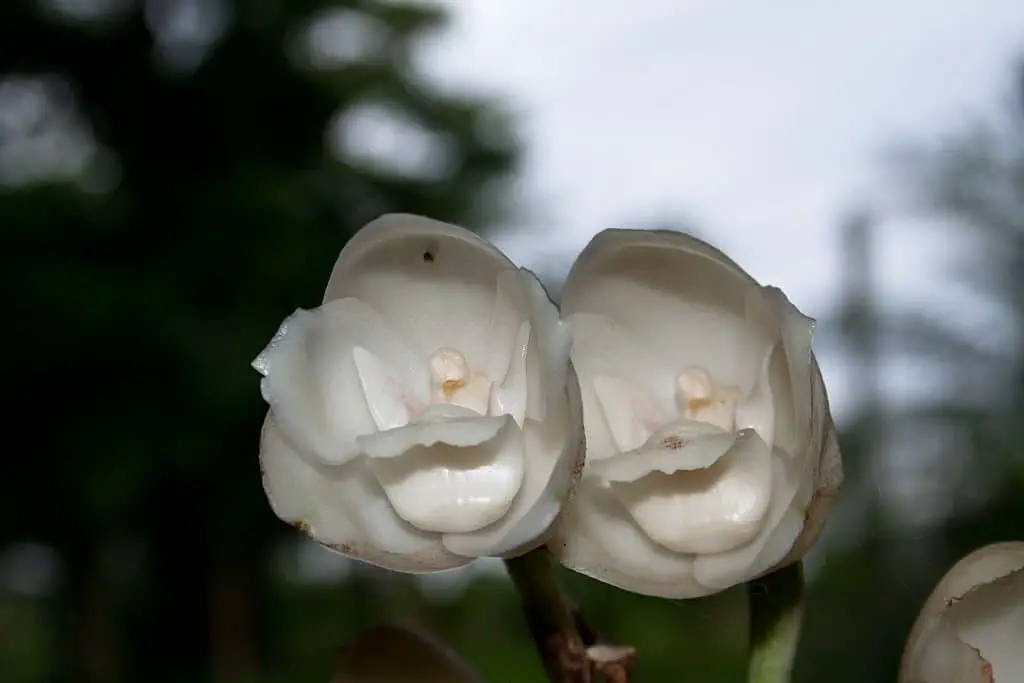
440, 378, 465, 398
429, 347, 491, 415
675, 366, 741, 431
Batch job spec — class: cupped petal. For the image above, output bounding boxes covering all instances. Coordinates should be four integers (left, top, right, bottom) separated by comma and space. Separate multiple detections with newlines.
488, 321, 530, 428
777, 368, 842, 568
691, 453, 803, 590
729, 502, 807, 584
259, 414, 467, 572
704, 288, 839, 584
564, 228, 756, 298
485, 271, 528, 383
917, 543, 1024, 614
352, 345, 421, 432
901, 542, 1024, 683
766, 287, 816, 448
323, 214, 517, 372
746, 286, 817, 459
443, 374, 586, 558
609, 429, 772, 555
253, 298, 429, 465
734, 337, 778, 452
944, 565, 1023, 683
358, 409, 526, 535
901, 617, 996, 683
551, 478, 717, 599
562, 229, 773, 395
746, 288, 843, 580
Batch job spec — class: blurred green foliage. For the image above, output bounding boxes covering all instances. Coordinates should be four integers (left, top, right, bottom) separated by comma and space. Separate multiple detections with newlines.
1, 0, 519, 681
1, 1, 1021, 682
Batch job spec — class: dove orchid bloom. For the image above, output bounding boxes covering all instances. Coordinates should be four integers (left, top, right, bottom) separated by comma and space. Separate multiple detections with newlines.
550, 228, 842, 598
253, 214, 584, 572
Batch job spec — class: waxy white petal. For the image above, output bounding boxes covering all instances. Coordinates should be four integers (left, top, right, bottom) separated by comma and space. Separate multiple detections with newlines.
253, 298, 428, 465
747, 286, 816, 459
554, 478, 714, 599
486, 269, 531, 383
486, 269, 571, 423
944, 567, 1023, 683
443, 382, 584, 558
689, 454, 799, 590
519, 273, 570, 423
776, 362, 842, 568
323, 214, 516, 374
353, 346, 417, 431
610, 429, 771, 555
359, 409, 525, 534
488, 321, 530, 428
903, 618, 994, 683
901, 542, 1024, 683
734, 341, 778, 452
357, 404, 505, 459
562, 230, 773, 396
259, 416, 467, 572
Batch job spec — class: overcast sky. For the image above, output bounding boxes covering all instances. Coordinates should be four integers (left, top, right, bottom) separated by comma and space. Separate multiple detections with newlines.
408, 0, 1024, 420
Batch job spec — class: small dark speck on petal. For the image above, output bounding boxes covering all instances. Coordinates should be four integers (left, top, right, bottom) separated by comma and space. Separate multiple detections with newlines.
662, 436, 687, 450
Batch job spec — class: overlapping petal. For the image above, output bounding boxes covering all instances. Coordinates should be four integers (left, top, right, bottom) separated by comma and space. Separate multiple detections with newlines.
900, 542, 1024, 683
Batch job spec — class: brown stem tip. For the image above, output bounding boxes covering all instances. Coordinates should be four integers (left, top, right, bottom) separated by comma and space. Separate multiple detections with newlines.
587, 644, 636, 683
542, 634, 636, 683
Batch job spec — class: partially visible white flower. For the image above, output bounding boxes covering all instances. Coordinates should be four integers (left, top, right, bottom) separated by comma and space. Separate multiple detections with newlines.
551, 229, 842, 598
254, 214, 583, 572
900, 542, 1024, 683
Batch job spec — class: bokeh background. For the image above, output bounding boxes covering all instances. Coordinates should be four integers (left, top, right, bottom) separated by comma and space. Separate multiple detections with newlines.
2, 1, 1023, 681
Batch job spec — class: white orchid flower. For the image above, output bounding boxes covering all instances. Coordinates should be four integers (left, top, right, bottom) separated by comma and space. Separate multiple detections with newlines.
550, 229, 842, 598
253, 214, 583, 572
900, 542, 1024, 683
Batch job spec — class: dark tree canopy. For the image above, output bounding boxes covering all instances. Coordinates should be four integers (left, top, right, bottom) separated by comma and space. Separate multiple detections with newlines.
0, 2, 518, 681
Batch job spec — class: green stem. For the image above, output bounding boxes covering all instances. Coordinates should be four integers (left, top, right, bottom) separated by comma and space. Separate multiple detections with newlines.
504, 548, 588, 683
746, 561, 805, 683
